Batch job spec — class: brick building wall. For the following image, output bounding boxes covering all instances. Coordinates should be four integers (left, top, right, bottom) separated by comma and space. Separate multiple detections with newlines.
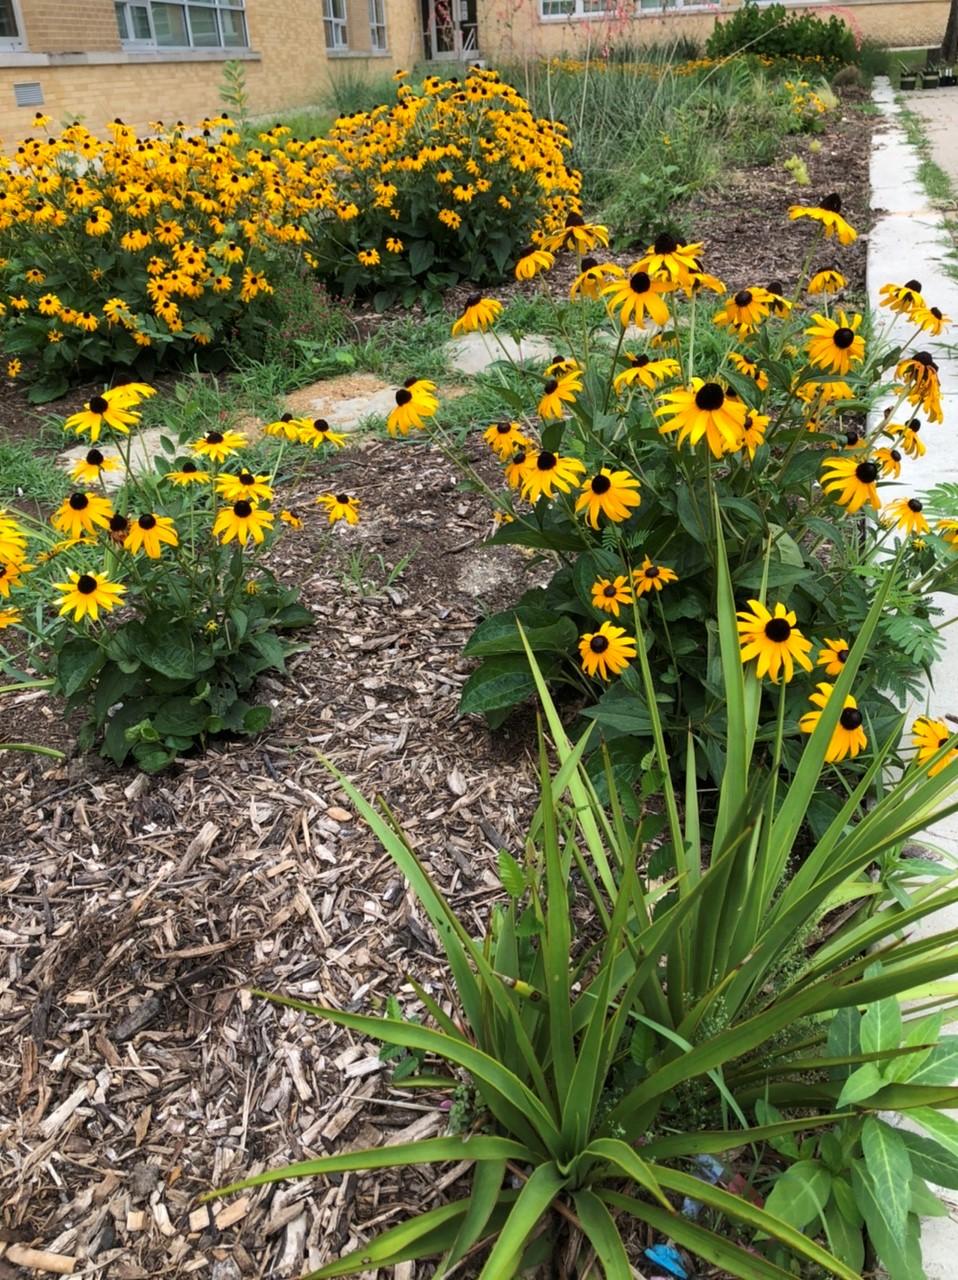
0, 0, 422, 143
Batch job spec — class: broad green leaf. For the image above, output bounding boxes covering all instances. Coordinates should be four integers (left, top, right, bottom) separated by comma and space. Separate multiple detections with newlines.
497, 850, 525, 898
836, 1063, 884, 1108
572, 1189, 632, 1280
460, 653, 560, 716
477, 1162, 567, 1279
900, 1129, 958, 1189
912, 1106, 958, 1160
909, 1036, 958, 1087
823, 1202, 864, 1273
439, 1159, 506, 1275
860, 997, 902, 1057
911, 1175, 949, 1217
826, 1007, 861, 1080
861, 1116, 912, 1240
464, 607, 578, 657
762, 1160, 832, 1233
851, 1162, 924, 1280
884, 1011, 945, 1083
56, 637, 105, 698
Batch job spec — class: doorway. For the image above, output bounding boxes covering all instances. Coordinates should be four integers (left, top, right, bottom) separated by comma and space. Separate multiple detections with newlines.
422, 0, 479, 61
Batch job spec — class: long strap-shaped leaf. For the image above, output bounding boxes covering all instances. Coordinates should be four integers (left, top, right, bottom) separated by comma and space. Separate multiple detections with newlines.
603, 1191, 797, 1280
577, 1137, 671, 1209
305, 1198, 471, 1279
436, 1157, 507, 1277
641, 1113, 845, 1159
204, 1135, 535, 1202
252, 991, 562, 1155
572, 1189, 633, 1280
652, 1167, 859, 1280
477, 1161, 568, 1280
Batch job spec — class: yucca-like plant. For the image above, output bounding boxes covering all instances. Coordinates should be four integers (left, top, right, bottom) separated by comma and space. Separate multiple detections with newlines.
207, 507, 958, 1279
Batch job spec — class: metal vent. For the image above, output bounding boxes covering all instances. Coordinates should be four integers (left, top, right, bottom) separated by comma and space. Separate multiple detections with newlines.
14, 82, 44, 108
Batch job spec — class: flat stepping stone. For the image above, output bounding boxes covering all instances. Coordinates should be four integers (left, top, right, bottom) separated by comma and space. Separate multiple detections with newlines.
447, 332, 554, 376
285, 371, 400, 431
57, 427, 172, 491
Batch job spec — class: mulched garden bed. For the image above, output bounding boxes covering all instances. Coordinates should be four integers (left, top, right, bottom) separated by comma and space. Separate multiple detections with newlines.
0, 93, 878, 1279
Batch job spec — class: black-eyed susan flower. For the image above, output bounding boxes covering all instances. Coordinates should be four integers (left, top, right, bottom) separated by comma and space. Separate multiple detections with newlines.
106, 382, 155, 409
913, 304, 949, 335
713, 287, 773, 335
387, 378, 438, 436
280, 509, 303, 529
879, 280, 924, 315
298, 418, 347, 449
602, 269, 673, 328
570, 259, 622, 300
264, 412, 307, 441
579, 621, 636, 681
818, 637, 850, 676
451, 294, 502, 335
192, 429, 247, 462
70, 448, 120, 485
541, 213, 609, 254
888, 418, 925, 459
514, 245, 555, 280
357, 248, 381, 268
728, 351, 769, 391
64, 390, 141, 443
875, 447, 902, 479
0, 512, 27, 563
213, 499, 275, 545
591, 575, 634, 618
633, 232, 703, 284
805, 311, 865, 376
124, 512, 179, 558
897, 351, 943, 420
52, 492, 113, 540
687, 265, 726, 295
317, 492, 360, 526
799, 683, 867, 762
808, 268, 846, 296
166, 461, 210, 485
912, 716, 958, 776
656, 379, 747, 458
820, 455, 882, 513
216, 471, 274, 504
55, 570, 126, 622
106, 513, 130, 547
483, 420, 530, 461
504, 450, 531, 490
740, 412, 770, 459
737, 599, 813, 683
633, 557, 678, 596
575, 468, 641, 528
6, 358, 21, 378
0, 606, 20, 629
885, 497, 929, 536
544, 355, 579, 378
520, 450, 586, 503
613, 353, 680, 394
788, 193, 857, 243
538, 369, 583, 420
936, 519, 958, 546
764, 279, 793, 315
0, 558, 30, 597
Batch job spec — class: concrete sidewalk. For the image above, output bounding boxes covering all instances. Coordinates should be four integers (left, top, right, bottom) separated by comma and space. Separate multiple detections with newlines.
898, 85, 958, 191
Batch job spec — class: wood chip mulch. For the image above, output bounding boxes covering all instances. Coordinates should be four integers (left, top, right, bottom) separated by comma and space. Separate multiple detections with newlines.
1, 439, 545, 1279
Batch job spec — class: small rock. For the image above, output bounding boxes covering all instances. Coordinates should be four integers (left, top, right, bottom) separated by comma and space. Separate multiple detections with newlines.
326, 806, 352, 822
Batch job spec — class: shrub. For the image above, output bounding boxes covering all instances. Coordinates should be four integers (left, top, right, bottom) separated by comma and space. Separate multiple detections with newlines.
296, 67, 581, 308
0, 113, 322, 402
205, 602, 958, 1278
429, 206, 957, 826
706, 3, 857, 68
0, 384, 336, 771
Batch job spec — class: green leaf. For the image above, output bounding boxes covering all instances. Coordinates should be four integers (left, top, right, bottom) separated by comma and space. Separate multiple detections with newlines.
909, 1036, 958, 1087
439, 1159, 507, 1275
860, 997, 902, 1057
910, 1175, 949, 1217
860, 1116, 912, 1240
307, 1199, 474, 1277
912, 1106, 958, 1160
826, 1007, 861, 1080
572, 1190, 631, 1280
152, 696, 207, 738
460, 653, 559, 717
140, 628, 213, 680
242, 704, 272, 734
762, 1160, 831, 1232
836, 1063, 884, 1108
477, 1163, 566, 1280
851, 1161, 923, 1280
823, 1202, 864, 1273
497, 850, 525, 899
56, 638, 105, 698
464, 608, 578, 658
900, 1130, 958, 1189
408, 240, 436, 276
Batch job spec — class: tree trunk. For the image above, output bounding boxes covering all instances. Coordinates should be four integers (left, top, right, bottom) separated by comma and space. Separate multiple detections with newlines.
943, 0, 958, 64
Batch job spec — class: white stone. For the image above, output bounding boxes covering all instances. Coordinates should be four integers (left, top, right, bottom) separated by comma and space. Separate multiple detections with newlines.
447, 331, 555, 376
57, 426, 173, 490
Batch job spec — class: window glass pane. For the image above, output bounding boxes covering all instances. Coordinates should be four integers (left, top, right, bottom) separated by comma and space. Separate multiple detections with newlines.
132, 5, 152, 36
0, 0, 20, 37
188, 4, 219, 44
152, 2, 189, 44
115, 2, 129, 39
220, 9, 247, 45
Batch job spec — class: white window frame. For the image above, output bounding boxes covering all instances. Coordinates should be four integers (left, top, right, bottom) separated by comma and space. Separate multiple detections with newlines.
324, 0, 348, 50
539, 0, 608, 17
0, 0, 25, 51
115, 1, 250, 50
368, 0, 387, 52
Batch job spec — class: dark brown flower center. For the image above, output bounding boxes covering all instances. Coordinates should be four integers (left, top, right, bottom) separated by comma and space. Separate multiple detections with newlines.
695, 383, 725, 411
931, 307, 943, 319
536, 452, 557, 472
206, 431, 224, 444
239, 472, 255, 485
845, 430, 861, 446
566, 212, 584, 227
395, 388, 412, 405
890, 450, 901, 462
905, 279, 922, 292
653, 232, 677, 254
629, 354, 650, 368
589, 635, 609, 653
630, 271, 651, 294
85, 449, 104, 465
138, 513, 157, 529
838, 648, 849, 662
495, 421, 512, 434
109, 514, 128, 533
591, 474, 612, 494
69, 493, 89, 510
644, 566, 660, 579
89, 395, 109, 414
765, 617, 791, 642
580, 256, 598, 272
336, 493, 349, 504
833, 327, 855, 350
767, 279, 784, 295
518, 244, 535, 259
182, 461, 197, 473
76, 574, 97, 594
281, 412, 293, 422
465, 293, 482, 308
234, 501, 253, 517
908, 498, 923, 512
856, 462, 878, 483
840, 707, 863, 730
734, 289, 752, 307
602, 585, 617, 597
820, 193, 842, 212
543, 378, 558, 395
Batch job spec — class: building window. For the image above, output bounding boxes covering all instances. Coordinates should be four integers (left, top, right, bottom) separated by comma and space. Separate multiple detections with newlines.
368, 0, 387, 51
540, 0, 608, 15
0, 0, 23, 50
114, 2, 249, 49
324, 0, 348, 49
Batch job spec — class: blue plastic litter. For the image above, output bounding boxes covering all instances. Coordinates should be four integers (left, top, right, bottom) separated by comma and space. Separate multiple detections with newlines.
693, 1153, 724, 1184
644, 1243, 688, 1279
680, 1195, 702, 1219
